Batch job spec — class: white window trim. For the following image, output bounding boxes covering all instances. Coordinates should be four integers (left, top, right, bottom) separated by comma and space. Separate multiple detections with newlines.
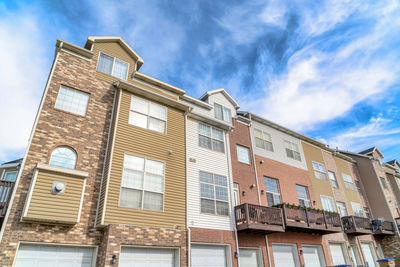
320, 195, 336, 212
312, 161, 328, 180
296, 185, 311, 207
336, 201, 348, 217
1, 170, 17, 181
233, 183, 240, 207
236, 145, 251, 164
199, 171, 230, 217
328, 171, 339, 188
342, 173, 355, 190
97, 52, 129, 80
119, 153, 166, 212
214, 103, 232, 123
264, 177, 282, 206
284, 140, 301, 161
198, 123, 225, 153
254, 128, 274, 151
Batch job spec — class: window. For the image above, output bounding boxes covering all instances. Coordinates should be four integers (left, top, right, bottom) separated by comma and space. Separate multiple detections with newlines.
312, 162, 328, 180
264, 177, 281, 206
364, 207, 372, 219
97, 52, 129, 80
254, 129, 273, 151
200, 171, 229, 216
380, 177, 388, 189
119, 154, 165, 211
236, 145, 250, 164
355, 181, 362, 194
351, 202, 364, 217
328, 171, 338, 188
321, 195, 336, 212
329, 243, 349, 266
296, 185, 311, 207
55, 86, 89, 116
214, 103, 232, 123
233, 183, 240, 207
129, 95, 167, 134
198, 123, 224, 152
342, 174, 355, 190
336, 202, 347, 217
284, 140, 301, 161
49, 147, 77, 169
2, 171, 17, 182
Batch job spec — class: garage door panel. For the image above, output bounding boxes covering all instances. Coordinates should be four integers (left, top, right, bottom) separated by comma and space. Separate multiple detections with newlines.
192, 245, 227, 267
272, 244, 300, 267
239, 249, 259, 267
120, 247, 175, 267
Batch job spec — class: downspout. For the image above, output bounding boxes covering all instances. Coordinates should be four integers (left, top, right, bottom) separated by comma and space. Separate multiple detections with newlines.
225, 130, 240, 267
185, 112, 191, 267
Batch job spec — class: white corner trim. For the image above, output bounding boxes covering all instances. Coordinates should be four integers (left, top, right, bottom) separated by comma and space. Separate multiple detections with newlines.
36, 163, 88, 178
76, 177, 87, 223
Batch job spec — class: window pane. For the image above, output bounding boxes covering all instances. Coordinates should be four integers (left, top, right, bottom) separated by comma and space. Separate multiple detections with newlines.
215, 186, 228, 201
255, 138, 265, 149
124, 155, 145, 171
49, 147, 77, 169
148, 117, 166, 133
120, 188, 142, 208
97, 53, 113, 74
112, 58, 128, 79
237, 145, 250, 164
200, 183, 214, 199
129, 111, 148, 128
293, 151, 301, 161
254, 129, 263, 139
200, 172, 213, 183
149, 102, 166, 121
145, 160, 164, 175
144, 173, 164, 193
130, 96, 148, 114
214, 175, 227, 186
214, 104, 223, 120
55, 86, 89, 116
223, 107, 232, 123
265, 177, 279, 194
286, 149, 294, 158
212, 128, 223, 141
266, 193, 274, 206
265, 141, 274, 152
121, 169, 143, 189
4, 172, 17, 182
201, 199, 215, 214
273, 194, 281, 205
216, 201, 229, 215
199, 123, 211, 137
212, 140, 225, 152
143, 191, 163, 211
296, 185, 309, 200
199, 136, 212, 149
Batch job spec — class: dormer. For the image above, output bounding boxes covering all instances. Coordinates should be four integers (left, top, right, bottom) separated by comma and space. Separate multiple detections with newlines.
199, 88, 239, 124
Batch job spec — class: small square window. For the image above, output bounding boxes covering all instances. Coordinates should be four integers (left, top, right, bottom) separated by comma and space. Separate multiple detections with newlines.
55, 86, 89, 116
97, 52, 129, 80
236, 145, 250, 164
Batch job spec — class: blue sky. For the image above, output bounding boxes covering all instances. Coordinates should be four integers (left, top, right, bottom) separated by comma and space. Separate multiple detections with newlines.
1, 0, 400, 163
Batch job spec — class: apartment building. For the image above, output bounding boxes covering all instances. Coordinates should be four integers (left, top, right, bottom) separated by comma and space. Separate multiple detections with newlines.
0, 35, 399, 267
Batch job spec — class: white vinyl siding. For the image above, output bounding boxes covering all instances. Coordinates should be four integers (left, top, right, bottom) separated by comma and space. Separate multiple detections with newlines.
55, 86, 89, 116
351, 202, 364, 217
328, 171, 338, 188
192, 244, 229, 267
214, 103, 232, 123
312, 161, 328, 180
236, 145, 250, 164
15, 244, 95, 267
97, 52, 129, 80
119, 247, 176, 267
199, 123, 225, 153
284, 140, 301, 161
254, 129, 273, 151
129, 95, 167, 134
119, 154, 165, 212
321, 195, 336, 212
271, 244, 300, 267
342, 173, 355, 190
329, 243, 348, 266
200, 172, 229, 216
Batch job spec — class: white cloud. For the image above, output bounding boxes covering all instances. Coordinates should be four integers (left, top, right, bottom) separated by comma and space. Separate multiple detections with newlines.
0, 8, 49, 162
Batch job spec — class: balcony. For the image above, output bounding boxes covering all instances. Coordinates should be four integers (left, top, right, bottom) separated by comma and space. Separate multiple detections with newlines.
281, 205, 342, 234
373, 220, 396, 236
0, 180, 15, 218
342, 216, 373, 235
235, 203, 285, 234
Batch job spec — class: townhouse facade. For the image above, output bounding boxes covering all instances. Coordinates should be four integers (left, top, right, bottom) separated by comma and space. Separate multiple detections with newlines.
0, 36, 399, 266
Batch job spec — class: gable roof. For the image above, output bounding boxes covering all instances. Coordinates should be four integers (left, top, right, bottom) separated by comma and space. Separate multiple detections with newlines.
359, 146, 384, 158
387, 159, 400, 168
84, 36, 144, 70
199, 88, 240, 110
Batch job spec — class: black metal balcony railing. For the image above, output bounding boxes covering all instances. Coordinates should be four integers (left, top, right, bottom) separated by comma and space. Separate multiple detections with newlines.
235, 203, 285, 234
342, 216, 373, 235
0, 180, 15, 217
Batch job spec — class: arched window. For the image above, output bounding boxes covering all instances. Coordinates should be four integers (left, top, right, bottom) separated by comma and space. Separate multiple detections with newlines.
49, 146, 77, 169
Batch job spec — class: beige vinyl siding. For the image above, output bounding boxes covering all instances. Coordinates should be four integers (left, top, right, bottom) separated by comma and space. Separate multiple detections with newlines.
24, 169, 85, 224
103, 89, 186, 228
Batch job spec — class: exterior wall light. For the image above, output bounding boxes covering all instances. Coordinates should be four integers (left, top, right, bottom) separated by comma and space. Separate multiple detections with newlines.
111, 255, 117, 264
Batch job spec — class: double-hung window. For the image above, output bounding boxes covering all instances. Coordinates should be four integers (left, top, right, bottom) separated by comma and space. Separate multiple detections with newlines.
321, 195, 336, 212
2, 171, 17, 182
264, 177, 281, 206
55, 86, 90, 116
351, 202, 364, 217
284, 140, 301, 161
214, 103, 232, 123
313, 162, 328, 180
119, 154, 165, 211
97, 52, 129, 80
200, 171, 229, 216
336, 201, 347, 216
296, 185, 311, 207
129, 95, 167, 134
355, 181, 362, 194
342, 174, 355, 190
236, 145, 250, 164
233, 183, 240, 207
380, 177, 388, 189
254, 129, 273, 151
328, 171, 338, 188
198, 123, 224, 152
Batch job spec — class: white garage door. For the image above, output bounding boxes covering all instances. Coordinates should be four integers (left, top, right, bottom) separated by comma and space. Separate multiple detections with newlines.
15, 244, 95, 267
272, 244, 300, 267
329, 243, 347, 266
239, 248, 260, 267
192, 244, 227, 267
302, 245, 325, 267
120, 247, 175, 267
361, 243, 378, 267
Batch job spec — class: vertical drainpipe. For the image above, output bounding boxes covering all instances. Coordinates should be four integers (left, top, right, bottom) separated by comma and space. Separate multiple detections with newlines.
247, 113, 272, 267
225, 129, 240, 267
185, 112, 191, 267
